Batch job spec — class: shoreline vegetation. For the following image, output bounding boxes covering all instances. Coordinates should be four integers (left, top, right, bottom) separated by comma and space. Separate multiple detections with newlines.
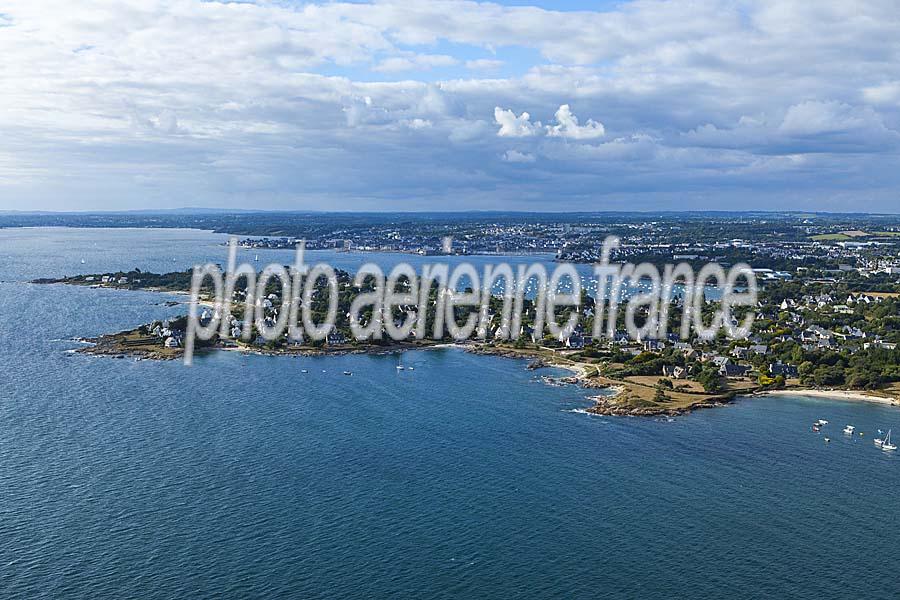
41, 262, 900, 417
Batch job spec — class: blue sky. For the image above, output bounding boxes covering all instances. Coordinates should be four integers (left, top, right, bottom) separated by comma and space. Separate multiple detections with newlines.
1, 0, 900, 213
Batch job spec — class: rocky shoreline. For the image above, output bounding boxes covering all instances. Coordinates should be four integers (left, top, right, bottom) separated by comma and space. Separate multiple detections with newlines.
462, 343, 738, 416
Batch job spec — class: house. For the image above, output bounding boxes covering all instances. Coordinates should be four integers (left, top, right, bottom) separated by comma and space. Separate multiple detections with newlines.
712, 356, 730, 368
720, 363, 750, 378
769, 362, 799, 378
642, 339, 665, 352
662, 365, 687, 379
730, 347, 749, 359
700, 351, 721, 363
327, 330, 347, 345
844, 326, 865, 339
864, 340, 898, 351
565, 333, 586, 349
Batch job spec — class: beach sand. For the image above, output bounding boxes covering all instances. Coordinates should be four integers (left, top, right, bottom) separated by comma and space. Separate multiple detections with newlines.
758, 389, 900, 406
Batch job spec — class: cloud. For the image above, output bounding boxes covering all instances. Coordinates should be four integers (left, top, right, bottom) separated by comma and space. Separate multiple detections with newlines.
502, 150, 536, 163
495, 104, 604, 140
1, 0, 900, 211
465, 58, 504, 70
373, 54, 459, 72
779, 101, 882, 137
546, 104, 605, 139
494, 107, 540, 137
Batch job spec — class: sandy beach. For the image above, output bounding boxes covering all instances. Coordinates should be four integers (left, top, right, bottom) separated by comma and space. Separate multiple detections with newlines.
758, 389, 900, 407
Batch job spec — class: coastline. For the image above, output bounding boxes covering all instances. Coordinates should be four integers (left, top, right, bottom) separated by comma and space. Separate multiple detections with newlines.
73, 331, 900, 415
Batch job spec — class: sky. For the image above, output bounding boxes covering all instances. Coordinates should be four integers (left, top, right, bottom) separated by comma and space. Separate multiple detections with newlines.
1, 0, 900, 213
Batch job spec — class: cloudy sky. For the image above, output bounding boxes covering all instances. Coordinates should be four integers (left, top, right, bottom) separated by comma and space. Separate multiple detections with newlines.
1, 0, 900, 212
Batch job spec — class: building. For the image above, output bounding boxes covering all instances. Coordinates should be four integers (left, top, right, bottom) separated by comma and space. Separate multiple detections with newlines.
720, 363, 750, 378
769, 362, 799, 378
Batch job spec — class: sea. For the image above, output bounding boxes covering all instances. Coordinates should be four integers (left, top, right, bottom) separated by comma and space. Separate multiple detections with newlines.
0, 227, 898, 598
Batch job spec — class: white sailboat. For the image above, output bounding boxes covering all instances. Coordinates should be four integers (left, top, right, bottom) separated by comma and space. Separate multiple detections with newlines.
843, 425, 855, 435
881, 429, 897, 451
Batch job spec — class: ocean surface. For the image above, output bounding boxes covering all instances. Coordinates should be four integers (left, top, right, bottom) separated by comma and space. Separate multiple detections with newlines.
1, 227, 898, 598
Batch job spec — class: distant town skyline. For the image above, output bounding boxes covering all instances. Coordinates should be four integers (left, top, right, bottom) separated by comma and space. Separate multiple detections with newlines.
2, 1, 900, 213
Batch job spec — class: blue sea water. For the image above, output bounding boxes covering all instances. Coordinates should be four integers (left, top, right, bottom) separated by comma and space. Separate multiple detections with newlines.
1, 228, 898, 598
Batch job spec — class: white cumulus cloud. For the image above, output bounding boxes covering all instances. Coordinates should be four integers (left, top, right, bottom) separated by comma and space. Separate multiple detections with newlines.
494, 107, 540, 137
495, 104, 604, 140
546, 104, 605, 139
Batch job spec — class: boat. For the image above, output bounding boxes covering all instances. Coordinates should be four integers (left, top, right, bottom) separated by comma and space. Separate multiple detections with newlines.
396, 354, 405, 370
343, 370, 352, 376
843, 425, 855, 435
812, 426, 820, 432
815, 419, 828, 426
824, 437, 831, 443
882, 430, 897, 451
301, 369, 308, 374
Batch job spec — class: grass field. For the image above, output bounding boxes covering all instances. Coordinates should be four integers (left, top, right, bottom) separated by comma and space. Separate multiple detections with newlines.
810, 233, 852, 241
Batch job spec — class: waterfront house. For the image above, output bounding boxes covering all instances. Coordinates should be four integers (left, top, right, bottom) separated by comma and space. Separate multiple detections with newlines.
327, 331, 347, 345
720, 363, 750, 378
769, 362, 799, 378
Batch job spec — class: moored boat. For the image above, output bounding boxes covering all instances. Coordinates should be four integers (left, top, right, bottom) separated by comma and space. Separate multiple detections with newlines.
881, 429, 897, 451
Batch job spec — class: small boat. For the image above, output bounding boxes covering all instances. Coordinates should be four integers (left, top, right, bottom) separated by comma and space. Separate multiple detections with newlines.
396, 354, 405, 370
343, 370, 352, 376
812, 426, 820, 432
882, 429, 897, 451
301, 369, 308, 374
824, 437, 831, 443
80, 258, 86, 264
815, 419, 828, 426
407, 366, 414, 371
843, 425, 855, 435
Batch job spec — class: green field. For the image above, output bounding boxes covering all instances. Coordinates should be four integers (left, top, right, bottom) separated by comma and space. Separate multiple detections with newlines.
810, 233, 852, 241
